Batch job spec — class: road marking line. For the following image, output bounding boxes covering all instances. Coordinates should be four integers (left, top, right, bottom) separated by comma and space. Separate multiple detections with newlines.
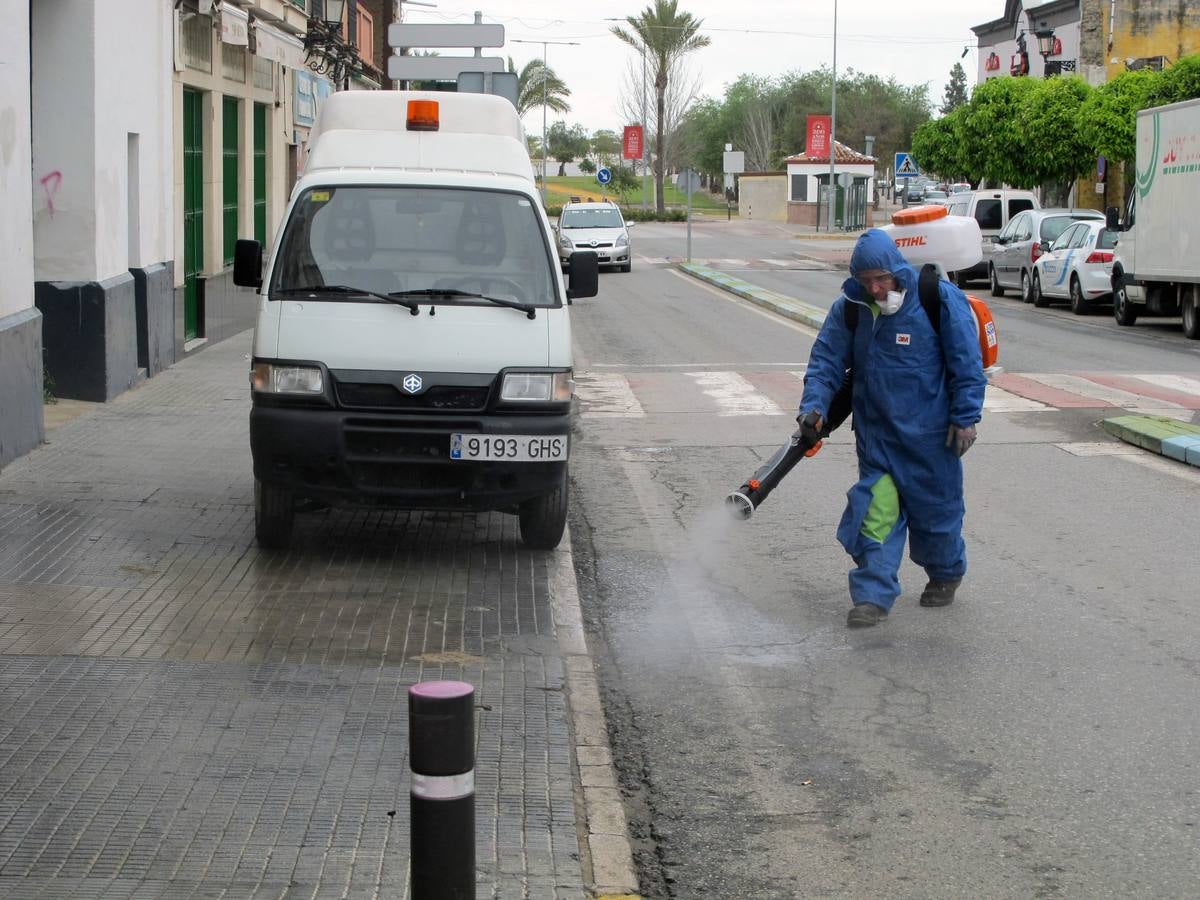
983, 384, 1051, 411
1129, 373, 1200, 397
686, 371, 785, 416
575, 373, 646, 418
1054, 441, 1143, 457
1027, 373, 1185, 409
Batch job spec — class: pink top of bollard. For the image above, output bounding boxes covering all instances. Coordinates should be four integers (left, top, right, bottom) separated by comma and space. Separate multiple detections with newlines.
409, 680, 474, 699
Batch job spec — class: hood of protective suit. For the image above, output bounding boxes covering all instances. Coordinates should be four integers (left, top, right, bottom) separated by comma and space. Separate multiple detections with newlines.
841, 228, 918, 304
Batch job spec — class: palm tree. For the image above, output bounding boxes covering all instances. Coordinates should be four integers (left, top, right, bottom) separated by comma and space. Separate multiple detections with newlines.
508, 57, 571, 119
611, 0, 710, 212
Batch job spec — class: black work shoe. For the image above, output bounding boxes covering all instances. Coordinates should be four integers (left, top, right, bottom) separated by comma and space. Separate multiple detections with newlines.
847, 604, 888, 628
919, 578, 962, 607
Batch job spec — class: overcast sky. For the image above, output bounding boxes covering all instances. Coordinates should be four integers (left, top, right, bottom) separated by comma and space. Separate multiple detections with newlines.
400, 1, 1014, 140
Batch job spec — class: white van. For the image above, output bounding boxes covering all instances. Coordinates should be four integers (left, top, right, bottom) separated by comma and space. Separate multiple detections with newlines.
942, 188, 1039, 284
232, 91, 599, 550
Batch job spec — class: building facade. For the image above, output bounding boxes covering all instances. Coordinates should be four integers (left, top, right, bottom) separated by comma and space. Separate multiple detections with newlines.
1, 0, 391, 472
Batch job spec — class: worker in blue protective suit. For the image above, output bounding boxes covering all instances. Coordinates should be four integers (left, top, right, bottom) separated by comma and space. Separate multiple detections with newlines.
798, 228, 987, 628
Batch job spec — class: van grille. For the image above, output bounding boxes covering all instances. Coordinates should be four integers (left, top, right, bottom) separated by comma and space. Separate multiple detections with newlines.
335, 381, 492, 411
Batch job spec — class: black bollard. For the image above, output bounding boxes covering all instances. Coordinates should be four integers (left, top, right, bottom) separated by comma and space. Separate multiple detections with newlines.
409, 680, 475, 899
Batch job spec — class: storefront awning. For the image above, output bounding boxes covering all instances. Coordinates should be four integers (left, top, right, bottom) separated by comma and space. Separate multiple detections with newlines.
219, 2, 249, 46
254, 19, 306, 70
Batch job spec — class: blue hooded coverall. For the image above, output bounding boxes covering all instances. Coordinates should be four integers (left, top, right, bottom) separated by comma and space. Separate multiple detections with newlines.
799, 229, 987, 611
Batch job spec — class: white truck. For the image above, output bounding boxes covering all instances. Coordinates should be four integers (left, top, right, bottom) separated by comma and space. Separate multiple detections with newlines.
232, 91, 599, 549
1107, 96, 1200, 339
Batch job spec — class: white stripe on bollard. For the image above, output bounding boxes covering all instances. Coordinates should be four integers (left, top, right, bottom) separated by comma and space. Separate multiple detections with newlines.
411, 771, 475, 801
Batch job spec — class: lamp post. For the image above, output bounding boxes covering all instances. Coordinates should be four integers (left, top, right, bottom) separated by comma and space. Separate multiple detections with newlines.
828, 0, 838, 232
1034, 21, 1057, 76
511, 38, 579, 203
303, 0, 358, 89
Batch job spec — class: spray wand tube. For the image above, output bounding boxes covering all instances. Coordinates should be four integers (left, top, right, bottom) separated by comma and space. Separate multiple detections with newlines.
725, 371, 853, 520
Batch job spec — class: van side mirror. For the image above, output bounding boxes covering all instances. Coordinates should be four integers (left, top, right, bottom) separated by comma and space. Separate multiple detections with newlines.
233, 239, 263, 289
1105, 206, 1121, 231
566, 251, 599, 300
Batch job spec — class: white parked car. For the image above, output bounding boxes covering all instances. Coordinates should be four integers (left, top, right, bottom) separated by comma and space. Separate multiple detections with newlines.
1030, 221, 1117, 314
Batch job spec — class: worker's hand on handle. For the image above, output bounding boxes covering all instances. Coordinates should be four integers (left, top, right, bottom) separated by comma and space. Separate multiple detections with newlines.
946, 424, 977, 457
798, 410, 825, 447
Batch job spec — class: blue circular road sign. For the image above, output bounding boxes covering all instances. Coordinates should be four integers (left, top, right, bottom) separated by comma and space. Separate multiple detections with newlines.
596, 167, 613, 185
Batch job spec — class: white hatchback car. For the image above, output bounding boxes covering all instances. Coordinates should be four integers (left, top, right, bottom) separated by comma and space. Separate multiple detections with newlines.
1030, 220, 1116, 314
555, 200, 633, 272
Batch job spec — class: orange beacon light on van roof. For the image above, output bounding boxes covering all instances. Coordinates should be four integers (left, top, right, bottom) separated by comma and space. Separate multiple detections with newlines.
406, 100, 440, 131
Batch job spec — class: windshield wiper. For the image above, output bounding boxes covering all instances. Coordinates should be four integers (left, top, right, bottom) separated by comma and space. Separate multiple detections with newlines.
273, 285, 419, 315
389, 288, 538, 319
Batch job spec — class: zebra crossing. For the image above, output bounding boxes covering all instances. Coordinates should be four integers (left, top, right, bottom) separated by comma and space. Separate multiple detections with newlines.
574, 370, 1200, 419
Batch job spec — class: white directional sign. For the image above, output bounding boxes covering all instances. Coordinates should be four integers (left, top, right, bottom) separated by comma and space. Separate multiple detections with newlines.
895, 152, 920, 177
388, 23, 505, 49
387, 55, 505, 82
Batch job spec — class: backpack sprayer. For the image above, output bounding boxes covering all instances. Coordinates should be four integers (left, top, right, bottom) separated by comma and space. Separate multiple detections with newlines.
724, 206, 987, 521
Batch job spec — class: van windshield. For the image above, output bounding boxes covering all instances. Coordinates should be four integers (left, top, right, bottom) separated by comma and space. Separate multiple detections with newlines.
270, 186, 559, 307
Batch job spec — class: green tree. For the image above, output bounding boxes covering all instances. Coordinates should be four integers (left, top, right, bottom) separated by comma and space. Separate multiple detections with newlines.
1078, 68, 1157, 163
940, 62, 968, 115
959, 75, 1038, 187
1145, 52, 1200, 107
611, 1, 711, 212
1022, 76, 1094, 203
912, 106, 973, 183
508, 57, 571, 118
547, 122, 591, 176
578, 158, 597, 174
591, 129, 622, 167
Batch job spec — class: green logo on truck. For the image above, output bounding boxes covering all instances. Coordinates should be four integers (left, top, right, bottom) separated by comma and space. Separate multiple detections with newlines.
1136, 113, 1160, 200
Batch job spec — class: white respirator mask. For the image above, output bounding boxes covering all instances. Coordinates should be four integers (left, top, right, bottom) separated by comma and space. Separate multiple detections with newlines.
878, 289, 905, 316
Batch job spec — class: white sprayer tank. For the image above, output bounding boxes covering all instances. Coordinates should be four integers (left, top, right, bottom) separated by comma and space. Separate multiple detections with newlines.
879, 204, 982, 276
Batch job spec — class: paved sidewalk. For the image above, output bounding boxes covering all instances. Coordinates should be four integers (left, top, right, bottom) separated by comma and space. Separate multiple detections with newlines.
0, 332, 636, 898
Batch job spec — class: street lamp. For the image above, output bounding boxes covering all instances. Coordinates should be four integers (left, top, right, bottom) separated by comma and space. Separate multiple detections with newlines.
1034, 21, 1057, 75
828, 0, 838, 232
303, 0, 360, 88
511, 38, 579, 201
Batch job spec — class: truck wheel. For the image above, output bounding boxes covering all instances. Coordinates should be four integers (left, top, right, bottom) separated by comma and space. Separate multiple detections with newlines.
1113, 279, 1138, 326
1183, 287, 1200, 339
255, 479, 294, 550
518, 473, 568, 550
1069, 276, 1091, 315
989, 265, 1005, 298
1032, 272, 1050, 308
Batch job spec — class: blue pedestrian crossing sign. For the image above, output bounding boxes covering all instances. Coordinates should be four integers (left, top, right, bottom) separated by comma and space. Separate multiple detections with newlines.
894, 152, 920, 177
596, 167, 613, 185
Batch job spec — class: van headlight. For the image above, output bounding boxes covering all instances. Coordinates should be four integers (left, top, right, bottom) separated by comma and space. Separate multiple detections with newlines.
251, 363, 324, 394
500, 371, 574, 403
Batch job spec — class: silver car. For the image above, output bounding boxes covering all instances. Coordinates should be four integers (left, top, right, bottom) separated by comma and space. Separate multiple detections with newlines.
555, 201, 633, 273
989, 207, 1104, 303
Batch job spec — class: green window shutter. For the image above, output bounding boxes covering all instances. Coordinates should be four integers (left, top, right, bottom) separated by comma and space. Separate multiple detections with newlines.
182, 89, 204, 341
253, 103, 267, 245
223, 95, 240, 266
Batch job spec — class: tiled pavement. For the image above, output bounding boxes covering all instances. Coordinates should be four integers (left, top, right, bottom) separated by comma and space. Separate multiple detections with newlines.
0, 334, 601, 899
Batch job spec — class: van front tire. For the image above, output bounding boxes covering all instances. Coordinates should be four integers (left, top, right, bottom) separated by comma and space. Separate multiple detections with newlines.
518, 473, 568, 550
255, 479, 294, 550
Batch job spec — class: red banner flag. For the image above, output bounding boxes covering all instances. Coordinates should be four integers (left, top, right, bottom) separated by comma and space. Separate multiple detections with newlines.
806, 115, 832, 159
623, 125, 644, 160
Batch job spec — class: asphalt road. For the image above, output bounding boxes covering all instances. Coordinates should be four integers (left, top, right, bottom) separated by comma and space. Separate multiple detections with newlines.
567, 223, 1200, 898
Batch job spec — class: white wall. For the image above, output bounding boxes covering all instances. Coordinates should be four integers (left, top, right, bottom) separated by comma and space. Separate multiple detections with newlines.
0, 0, 34, 318
31, 0, 173, 282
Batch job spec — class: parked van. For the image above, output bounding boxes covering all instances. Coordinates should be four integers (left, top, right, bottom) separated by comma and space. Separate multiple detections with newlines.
232, 91, 599, 550
943, 189, 1039, 284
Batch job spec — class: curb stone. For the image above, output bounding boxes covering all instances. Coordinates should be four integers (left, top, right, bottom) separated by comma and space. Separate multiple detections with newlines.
678, 263, 829, 331
1101, 415, 1200, 467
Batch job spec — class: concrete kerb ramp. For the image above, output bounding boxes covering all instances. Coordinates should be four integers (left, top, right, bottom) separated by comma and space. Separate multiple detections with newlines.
678, 263, 829, 331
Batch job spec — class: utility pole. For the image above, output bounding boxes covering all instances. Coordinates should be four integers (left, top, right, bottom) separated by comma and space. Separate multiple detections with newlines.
511, 38, 578, 203
641, 42, 648, 210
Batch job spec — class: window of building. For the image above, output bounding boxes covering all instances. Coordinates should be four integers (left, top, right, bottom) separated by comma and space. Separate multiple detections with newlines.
181, 12, 213, 73
253, 54, 273, 91
790, 174, 808, 202
223, 96, 240, 267
222, 42, 247, 83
